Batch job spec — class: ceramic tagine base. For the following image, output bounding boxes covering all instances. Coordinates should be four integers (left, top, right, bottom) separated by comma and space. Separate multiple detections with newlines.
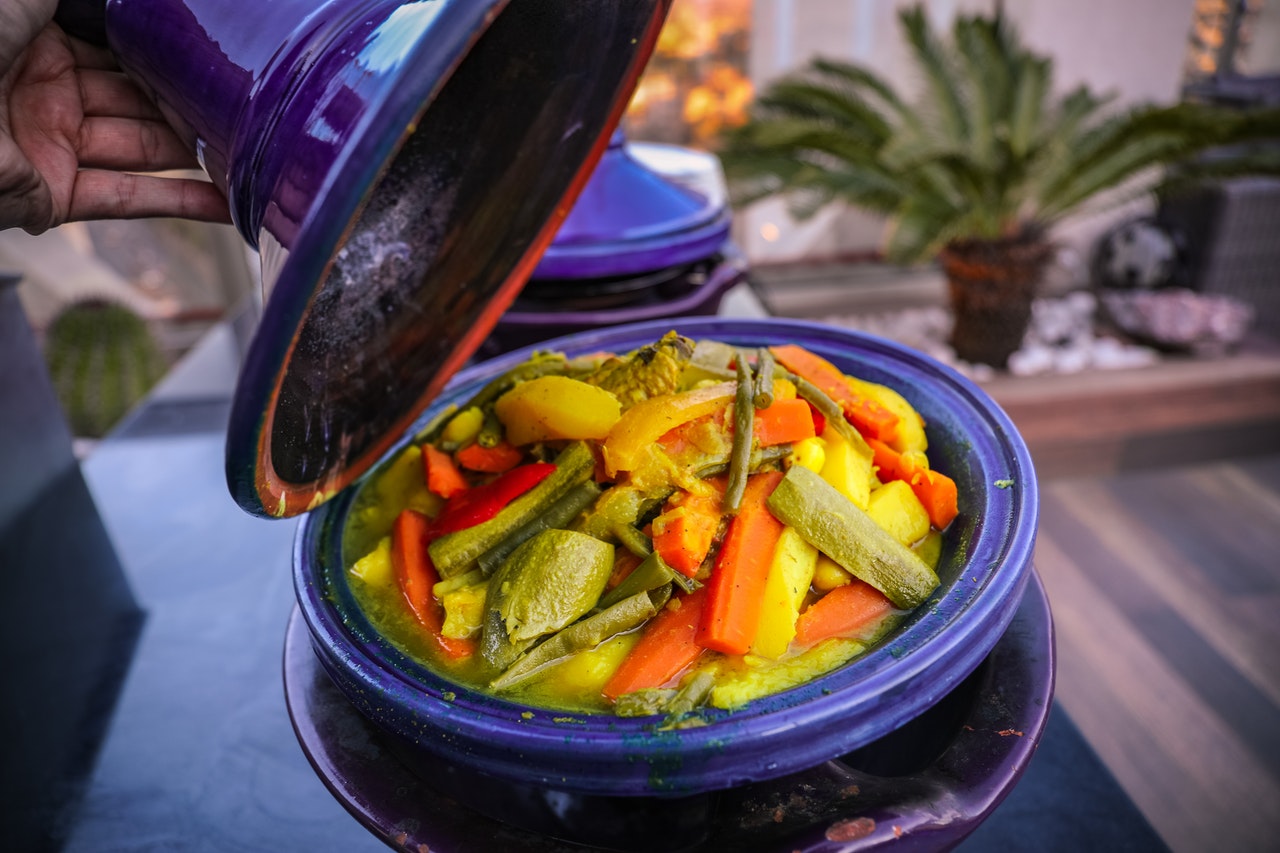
283, 572, 1054, 853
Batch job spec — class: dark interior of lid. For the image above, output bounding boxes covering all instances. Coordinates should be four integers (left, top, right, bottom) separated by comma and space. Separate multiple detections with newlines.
266, 4, 654, 489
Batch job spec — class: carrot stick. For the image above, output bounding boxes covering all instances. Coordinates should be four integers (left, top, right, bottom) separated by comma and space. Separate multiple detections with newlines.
391, 509, 475, 660
794, 580, 895, 647
602, 588, 709, 701
455, 440, 524, 473
867, 438, 959, 530
696, 470, 786, 655
652, 481, 725, 578
422, 444, 469, 498
771, 344, 899, 444
753, 397, 816, 447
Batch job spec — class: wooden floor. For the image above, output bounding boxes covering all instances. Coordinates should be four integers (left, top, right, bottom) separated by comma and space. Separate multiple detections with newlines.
750, 264, 1280, 850
1035, 456, 1280, 853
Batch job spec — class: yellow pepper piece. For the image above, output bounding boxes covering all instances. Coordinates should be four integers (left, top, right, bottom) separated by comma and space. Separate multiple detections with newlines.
349, 536, 393, 588
495, 375, 622, 446
818, 424, 874, 510
867, 480, 932, 547
601, 381, 736, 476
752, 527, 819, 659
844, 376, 928, 454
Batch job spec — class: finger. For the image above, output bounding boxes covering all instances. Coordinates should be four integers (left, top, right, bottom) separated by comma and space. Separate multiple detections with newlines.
78, 69, 165, 121
77, 116, 198, 172
69, 37, 118, 71
68, 170, 232, 224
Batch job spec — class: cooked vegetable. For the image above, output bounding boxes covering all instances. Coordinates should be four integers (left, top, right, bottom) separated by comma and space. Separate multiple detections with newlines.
867, 479, 932, 547
766, 466, 940, 609
456, 440, 524, 473
432, 463, 555, 535
723, 356, 757, 514
793, 580, 895, 647
651, 483, 724, 577
603, 588, 709, 701
423, 445, 468, 499
772, 344, 901, 445
490, 590, 657, 692
753, 397, 816, 447
602, 381, 736, 477
751, 527, 819, 659
347, 331, 963, 717
585, 330, 694, 408
429, 442, 595, 577
697, 471, 786, 655
391, 509, 476, 660
487, 528, 614, 645
494, 375, 622, 446
475, 481, 602, 576
711, 638, 866, 709
867, 437, 959, 529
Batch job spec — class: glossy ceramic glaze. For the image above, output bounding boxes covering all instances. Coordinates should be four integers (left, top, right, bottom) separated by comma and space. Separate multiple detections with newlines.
79, 0, 670, 518
293, 317, 1040, 798
284, 573, 1055, 852
531, 131, 732, 280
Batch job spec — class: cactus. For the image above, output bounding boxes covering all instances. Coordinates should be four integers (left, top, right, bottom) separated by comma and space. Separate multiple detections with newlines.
43, 299, 167, 438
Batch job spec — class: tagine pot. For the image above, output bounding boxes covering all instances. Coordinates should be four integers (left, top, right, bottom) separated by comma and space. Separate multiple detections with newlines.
292, 317, 1041, 813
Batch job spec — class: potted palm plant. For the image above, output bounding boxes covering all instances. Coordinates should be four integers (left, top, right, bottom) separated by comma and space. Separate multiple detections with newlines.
718, 5, 1280, 367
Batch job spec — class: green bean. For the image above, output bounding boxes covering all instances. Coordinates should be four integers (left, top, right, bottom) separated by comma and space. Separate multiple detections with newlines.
752, 347, 775, 409
489, 591, 658, 692
476, 481, 603, 577
610, 521, 654, 560
614, 688, 677, 717
476, 408, 504, 448
429, 442, 595, 578
597, 551, 673, 610
665, 667, 718, 717
785, 370, 872, 457
723, 354, 757, 514
693, 444, 791, 480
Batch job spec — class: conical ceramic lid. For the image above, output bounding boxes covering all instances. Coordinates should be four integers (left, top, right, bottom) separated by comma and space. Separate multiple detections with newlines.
533, 131, 731, 280
223, 2, 671, 518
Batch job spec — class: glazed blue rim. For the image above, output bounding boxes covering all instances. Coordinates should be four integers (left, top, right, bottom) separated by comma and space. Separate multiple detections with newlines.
294, 317, 1039, 796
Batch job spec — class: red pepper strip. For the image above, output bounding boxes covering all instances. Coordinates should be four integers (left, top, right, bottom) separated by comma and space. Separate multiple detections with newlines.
432, 462, 556, 535
867, 438, 959, 530
771, 344, 900, 444
806, 401, 827, 436
455, 440, 525, 473
391, 509, 475, 660
696, 470, 786, 655
423, 444, 468, 499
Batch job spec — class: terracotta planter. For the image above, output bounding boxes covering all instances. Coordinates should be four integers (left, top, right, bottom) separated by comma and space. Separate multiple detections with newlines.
939, 237, 1054, 368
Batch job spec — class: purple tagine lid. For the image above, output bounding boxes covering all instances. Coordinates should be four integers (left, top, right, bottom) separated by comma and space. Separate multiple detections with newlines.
533, 130, 732, 280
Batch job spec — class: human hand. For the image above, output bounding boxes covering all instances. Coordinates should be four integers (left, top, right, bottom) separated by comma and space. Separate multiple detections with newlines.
1, 0, 230, 234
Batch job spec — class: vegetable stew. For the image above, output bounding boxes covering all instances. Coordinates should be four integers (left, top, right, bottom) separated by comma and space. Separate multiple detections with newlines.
344, 332, 958, 718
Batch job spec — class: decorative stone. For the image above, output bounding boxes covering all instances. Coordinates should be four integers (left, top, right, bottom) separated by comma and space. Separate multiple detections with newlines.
1100, 289, 1255, 354
820, 289, 1164, 379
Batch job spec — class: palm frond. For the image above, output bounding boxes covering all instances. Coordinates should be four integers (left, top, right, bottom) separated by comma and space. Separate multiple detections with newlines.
899, 6, 969, 142
716, 3, 1280, 262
